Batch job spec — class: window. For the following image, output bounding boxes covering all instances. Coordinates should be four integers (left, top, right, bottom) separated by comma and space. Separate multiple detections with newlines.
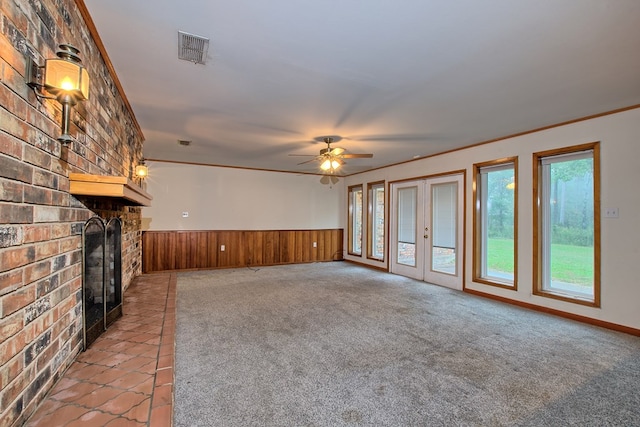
473, 158, 517, 288
367, 182, 385, 260
533, 143, 600, 306
348, 185, 363, 255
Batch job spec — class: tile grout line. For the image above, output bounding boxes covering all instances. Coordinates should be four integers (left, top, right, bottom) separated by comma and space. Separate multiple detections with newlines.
149, 273, 177, 427
146, 275, 169, 427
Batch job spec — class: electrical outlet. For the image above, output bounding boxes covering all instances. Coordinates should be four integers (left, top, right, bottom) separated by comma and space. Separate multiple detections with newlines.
604, 207, 619, 218
313, 241, 317, 248
220, 245, 225, 251
182, 211, 189, 218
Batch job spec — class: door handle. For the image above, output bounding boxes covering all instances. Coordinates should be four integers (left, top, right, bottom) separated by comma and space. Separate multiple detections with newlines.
424, 234, 429, 239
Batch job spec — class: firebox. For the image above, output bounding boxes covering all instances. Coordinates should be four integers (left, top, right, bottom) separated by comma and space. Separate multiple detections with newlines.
82, 217, 123, 349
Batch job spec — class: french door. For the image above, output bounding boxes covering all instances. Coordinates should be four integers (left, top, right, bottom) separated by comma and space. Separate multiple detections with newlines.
390, 174, 464, 290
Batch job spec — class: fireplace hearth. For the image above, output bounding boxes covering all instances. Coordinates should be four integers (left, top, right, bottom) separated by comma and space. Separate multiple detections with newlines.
82, 217, 123, 349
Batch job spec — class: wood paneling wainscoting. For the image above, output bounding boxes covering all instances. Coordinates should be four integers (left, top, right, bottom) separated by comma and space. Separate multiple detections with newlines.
142, 229, 344, 273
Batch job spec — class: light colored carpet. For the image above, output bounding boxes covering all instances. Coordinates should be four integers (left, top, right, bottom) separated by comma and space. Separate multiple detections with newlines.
174, 262, 640, 426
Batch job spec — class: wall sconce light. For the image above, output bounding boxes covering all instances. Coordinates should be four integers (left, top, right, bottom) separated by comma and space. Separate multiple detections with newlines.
26, 44, 90, 145
135, 159, 149, 178
320, 157, 343, 172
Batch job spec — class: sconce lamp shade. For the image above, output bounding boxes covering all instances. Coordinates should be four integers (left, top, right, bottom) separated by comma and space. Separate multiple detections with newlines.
44, 58, 89, 100
25, 44, 90, 145
135, 164, 149, 178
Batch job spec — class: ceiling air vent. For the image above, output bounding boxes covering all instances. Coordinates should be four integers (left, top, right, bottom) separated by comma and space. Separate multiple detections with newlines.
178, 31, 209, 65
178, 140, 192, 146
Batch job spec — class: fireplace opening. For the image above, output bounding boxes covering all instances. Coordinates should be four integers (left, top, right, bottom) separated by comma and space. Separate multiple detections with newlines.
82, 217, 123, 349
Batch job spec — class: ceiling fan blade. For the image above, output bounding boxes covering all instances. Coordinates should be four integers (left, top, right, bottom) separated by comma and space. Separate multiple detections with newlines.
345, 133, 443, 142
342, 153, 373, 158
297, 158, 319, 165
288, 154, 317, 157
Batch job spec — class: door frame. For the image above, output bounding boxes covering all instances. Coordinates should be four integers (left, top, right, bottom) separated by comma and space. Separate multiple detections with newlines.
389, 171, 466, 290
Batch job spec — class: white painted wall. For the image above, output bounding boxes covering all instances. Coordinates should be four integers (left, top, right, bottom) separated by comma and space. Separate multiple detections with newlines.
344, 107, 640, 330
142, 162, 345, 231
141, 109, 639, 329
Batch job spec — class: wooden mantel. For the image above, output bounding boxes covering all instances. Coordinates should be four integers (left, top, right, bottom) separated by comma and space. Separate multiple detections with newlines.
69, 173, 152, 206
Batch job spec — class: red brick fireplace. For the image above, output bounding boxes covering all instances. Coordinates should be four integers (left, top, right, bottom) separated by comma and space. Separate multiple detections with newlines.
0, 1, 150, 426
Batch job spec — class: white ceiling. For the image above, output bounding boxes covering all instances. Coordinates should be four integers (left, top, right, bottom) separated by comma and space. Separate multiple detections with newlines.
83, 0, 640, 175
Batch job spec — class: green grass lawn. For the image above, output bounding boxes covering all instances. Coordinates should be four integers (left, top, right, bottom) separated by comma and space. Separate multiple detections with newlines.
487, 238, 593, 285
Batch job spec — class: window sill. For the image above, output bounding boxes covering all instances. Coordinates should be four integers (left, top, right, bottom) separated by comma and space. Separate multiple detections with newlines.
533, 289, 599, 308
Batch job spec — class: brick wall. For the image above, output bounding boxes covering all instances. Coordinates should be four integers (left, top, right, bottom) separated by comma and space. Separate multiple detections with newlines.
0, 1, 145, 426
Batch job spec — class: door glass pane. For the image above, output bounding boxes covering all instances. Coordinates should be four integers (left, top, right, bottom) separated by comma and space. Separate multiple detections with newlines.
397, 186, 417, 266
541, 152, 594, 298
431, 182, 457, 274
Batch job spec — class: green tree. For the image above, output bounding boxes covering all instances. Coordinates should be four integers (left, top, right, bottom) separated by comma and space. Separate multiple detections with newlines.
550, 158, 593, 246
487, 169, 514, 238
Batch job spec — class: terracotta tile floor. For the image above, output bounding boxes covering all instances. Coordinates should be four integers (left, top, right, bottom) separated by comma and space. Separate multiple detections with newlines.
25, 273, 177, 427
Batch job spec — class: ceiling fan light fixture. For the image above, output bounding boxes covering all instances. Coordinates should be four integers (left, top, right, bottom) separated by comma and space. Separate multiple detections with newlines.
320, 158, 332, 171
320, 157, 342, 171
289, 135, 371, 172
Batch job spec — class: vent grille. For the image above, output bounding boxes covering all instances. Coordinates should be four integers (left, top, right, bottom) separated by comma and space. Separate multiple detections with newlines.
178, 140, 192, 146
178, 31, 209, 65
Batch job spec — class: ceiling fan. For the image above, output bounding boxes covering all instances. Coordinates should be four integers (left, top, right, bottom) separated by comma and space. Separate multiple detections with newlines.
289, 137, 373, 173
